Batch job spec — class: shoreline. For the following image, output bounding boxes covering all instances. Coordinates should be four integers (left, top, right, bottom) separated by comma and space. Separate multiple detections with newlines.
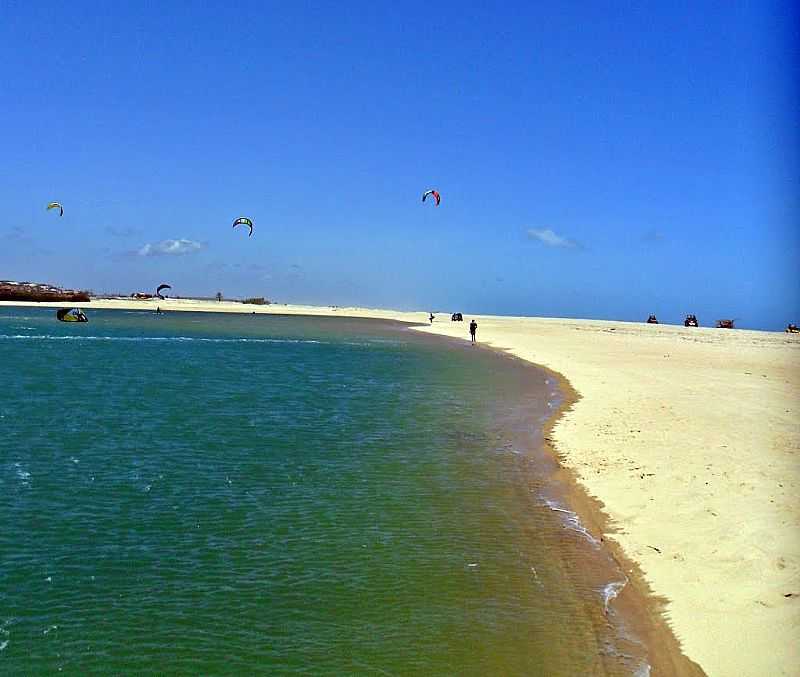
478, 342, 705, 675
413, 315, 799, 677
3, 298, 799, 675
471, 344, 668, 675
536, 366, 704, 676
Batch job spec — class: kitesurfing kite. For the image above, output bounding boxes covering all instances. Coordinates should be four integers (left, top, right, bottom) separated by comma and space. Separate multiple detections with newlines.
47, 202, 64, 217
156, 284, 172, 299
232, 217, 254, 237
56, 308, 87, 323
422, 190, 440, 206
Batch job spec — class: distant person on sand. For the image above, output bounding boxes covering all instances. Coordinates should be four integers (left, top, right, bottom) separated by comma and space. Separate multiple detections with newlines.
429, 313, 435, 324
156, 306, 162, 314
469, 319, 477, 343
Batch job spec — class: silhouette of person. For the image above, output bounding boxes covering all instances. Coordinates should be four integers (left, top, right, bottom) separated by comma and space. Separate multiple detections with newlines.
469, 319, 477, 343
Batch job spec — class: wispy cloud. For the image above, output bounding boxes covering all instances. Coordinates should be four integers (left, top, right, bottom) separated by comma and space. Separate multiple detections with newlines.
642, 228, 665, 244
287, 263, 304, 280
138, 239, 204, 257
527, 228, 580, 249
106, 225, 142, 238
3, 226, 53, 255
4, 226, 30, 242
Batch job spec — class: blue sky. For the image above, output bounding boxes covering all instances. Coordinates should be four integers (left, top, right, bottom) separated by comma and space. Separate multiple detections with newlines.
1, 1, 797, 329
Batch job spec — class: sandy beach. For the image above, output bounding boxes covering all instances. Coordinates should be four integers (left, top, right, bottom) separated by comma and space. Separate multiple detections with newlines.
4, 298, 799, 676
412, 313, 800, 677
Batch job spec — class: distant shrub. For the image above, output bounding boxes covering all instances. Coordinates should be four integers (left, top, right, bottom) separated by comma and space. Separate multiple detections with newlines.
242, 297, 269, 305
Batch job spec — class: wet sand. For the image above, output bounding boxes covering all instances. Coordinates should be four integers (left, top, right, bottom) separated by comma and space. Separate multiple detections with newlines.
4, 298, 799, 676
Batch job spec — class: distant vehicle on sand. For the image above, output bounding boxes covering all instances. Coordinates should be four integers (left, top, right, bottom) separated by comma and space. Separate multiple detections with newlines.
646, 314, 658, 324
451, 313, 463, 322
786, 323, 799, 334
684, 314, 699, 327
716, 319, 736, 329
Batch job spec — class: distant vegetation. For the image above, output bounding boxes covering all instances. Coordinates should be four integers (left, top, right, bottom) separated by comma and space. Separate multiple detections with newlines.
242, 297, 269, 305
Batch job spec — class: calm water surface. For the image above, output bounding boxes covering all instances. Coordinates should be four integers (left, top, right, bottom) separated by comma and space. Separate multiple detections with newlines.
0, 308, 645, 675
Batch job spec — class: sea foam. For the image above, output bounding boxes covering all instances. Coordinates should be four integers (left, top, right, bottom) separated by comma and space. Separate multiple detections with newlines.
541, 498, 601, 547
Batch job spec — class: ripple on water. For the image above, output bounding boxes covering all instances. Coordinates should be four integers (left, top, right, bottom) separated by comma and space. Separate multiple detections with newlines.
0, 308, 650, 674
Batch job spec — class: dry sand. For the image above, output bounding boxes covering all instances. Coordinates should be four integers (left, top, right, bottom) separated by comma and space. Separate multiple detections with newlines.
4, 298, 799, 676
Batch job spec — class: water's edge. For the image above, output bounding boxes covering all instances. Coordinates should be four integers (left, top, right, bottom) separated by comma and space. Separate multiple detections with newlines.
402, 322, 707, 677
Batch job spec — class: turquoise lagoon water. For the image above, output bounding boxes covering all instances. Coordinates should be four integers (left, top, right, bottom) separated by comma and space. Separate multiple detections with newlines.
0, 308, 645, 675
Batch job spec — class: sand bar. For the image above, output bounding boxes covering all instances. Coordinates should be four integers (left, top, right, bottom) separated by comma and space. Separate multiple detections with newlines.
4, 298, 799, 676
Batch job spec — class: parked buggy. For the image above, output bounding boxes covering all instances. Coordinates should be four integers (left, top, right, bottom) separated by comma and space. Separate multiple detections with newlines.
684, 314, 699, 327
716, 319, 735, 329
451, 312, 463, 322
646, 314, 659, 324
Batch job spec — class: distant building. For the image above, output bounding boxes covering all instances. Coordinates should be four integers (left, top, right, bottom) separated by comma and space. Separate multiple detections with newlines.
0, 280, 90, 302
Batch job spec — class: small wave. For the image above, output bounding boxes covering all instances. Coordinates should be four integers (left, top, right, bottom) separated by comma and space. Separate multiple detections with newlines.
541, 498, 600, 546
601, 577, 628, 614
0, 334, 328, 345
343, 340, 403, 348
13, 463, 31, 485
0, 334, 396, 348
0, 620, 10, 653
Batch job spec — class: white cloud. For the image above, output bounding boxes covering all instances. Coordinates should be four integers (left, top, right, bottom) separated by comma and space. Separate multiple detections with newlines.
527, 228, 579, 248
138, 239, 204, 257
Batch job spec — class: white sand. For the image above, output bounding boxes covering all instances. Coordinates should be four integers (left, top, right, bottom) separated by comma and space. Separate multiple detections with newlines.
4, 297, 799, 676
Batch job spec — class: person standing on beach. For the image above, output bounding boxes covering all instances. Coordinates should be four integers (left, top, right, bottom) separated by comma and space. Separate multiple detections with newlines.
469, 319, 477, 343
429, 313, 435, 324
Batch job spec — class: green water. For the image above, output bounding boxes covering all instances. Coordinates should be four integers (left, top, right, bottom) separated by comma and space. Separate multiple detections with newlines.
0, 308, 644, 675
